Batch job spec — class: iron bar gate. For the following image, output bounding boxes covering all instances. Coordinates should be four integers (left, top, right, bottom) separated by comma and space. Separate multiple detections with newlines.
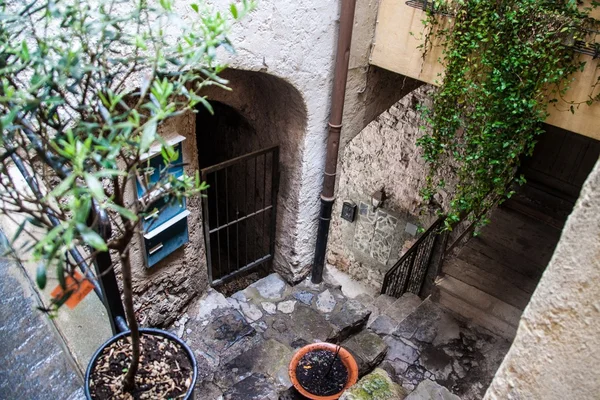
381, 217, 447, 298
201, 146, 279, 286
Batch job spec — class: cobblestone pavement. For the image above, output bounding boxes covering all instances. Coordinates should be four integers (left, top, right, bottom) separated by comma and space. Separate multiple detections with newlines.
0, 240, 84, 400
171, 272, 509, 399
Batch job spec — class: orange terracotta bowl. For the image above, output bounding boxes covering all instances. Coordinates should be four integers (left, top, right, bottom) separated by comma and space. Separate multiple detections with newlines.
288, 342, 359, 400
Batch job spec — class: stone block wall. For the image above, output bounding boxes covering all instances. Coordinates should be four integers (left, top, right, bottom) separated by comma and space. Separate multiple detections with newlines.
327, 85, 451, 290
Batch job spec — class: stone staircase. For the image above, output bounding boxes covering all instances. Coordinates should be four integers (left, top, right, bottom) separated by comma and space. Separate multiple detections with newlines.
169, 271, 511, 399
366, 294, 510, 400
433, 194, 564, 341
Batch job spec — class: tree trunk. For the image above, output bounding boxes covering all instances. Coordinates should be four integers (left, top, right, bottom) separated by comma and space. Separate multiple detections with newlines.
120, 249, 140, 392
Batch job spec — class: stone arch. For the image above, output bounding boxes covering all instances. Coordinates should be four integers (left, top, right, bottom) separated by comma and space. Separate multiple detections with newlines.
196, 69, 308, 282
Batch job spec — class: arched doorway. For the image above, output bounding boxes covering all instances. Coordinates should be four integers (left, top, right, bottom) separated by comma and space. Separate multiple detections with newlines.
195, 70, 307, 286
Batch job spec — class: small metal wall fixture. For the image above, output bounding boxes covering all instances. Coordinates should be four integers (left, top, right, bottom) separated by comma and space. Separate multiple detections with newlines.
371, 188, 386, 211
341, 201, 357, 222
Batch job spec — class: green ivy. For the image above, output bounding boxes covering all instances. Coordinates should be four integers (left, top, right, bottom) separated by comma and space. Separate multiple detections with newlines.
417, 0, 599, 229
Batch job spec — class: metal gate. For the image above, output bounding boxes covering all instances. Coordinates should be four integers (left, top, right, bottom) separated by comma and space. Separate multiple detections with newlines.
201, 146, 279, 286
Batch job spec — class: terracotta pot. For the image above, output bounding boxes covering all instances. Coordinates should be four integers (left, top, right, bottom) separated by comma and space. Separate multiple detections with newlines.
288, 342, 359, 400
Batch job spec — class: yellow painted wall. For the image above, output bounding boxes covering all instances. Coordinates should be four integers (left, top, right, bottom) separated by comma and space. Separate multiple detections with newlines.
370, 0, 600, 141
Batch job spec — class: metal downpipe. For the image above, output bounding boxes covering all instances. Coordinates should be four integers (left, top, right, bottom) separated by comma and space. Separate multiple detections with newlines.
311, 0, 357, 283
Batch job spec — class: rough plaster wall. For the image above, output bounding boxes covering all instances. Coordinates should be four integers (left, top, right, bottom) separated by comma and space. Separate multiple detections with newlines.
327, 86, 445, 288
484, 158, 600, 400
342, 0, 423, 147
126, 112, 208, 327
182, 1, 339, 281
129, 0, 430, 306
187, 0, 422, 282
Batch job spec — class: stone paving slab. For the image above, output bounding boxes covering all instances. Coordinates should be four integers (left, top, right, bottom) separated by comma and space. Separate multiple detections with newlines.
373, 298, 509, 399
0, 251, 84, 400
222, 373, 280, 400
215, 339, 293, 390
405, 379, 461, 400
342, 331, 388, 376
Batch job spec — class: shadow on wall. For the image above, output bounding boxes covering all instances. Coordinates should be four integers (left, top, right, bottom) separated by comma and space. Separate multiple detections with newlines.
326, 85, 448, 289
197, 69, 308, 282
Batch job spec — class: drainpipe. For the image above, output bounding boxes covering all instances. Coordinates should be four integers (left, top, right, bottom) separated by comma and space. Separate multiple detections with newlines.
312, 0, 357, 284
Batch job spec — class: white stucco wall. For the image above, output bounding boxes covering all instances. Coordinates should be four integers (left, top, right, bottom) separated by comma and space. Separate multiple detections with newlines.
175, 1, 340, 280
484, 158, 600, 399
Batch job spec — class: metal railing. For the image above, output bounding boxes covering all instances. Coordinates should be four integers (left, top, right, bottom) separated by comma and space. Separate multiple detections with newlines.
10, 153, 127, 335
381, 217, 447, 298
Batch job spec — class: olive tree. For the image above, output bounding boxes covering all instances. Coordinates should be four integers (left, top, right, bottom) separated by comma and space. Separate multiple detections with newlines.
0, 0, 253, 391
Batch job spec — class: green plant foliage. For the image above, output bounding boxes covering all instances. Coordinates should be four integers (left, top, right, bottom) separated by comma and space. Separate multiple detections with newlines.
417, 0, 599, 229
0, 0, 255, 391
0, 0, 254, 291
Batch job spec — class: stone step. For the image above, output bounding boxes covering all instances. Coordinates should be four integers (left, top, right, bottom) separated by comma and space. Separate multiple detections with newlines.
443, 257, 532, 309
367, 293, 423, 336
367, 294, 396, 325
226, 273, 371, 348
340, 368, 408, 400
405, 379, 461, 400
342, 331, 388, 376
231, 273, 293, 305
435, 275, 520, 340
379, 298, 510, 398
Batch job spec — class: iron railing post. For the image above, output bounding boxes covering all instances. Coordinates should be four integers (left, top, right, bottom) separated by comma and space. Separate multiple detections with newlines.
90, 204, 127, 334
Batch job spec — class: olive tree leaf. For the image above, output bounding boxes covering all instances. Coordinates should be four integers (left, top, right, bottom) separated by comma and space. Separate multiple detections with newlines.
76, 224, 107, 251
36, 263, 47, 290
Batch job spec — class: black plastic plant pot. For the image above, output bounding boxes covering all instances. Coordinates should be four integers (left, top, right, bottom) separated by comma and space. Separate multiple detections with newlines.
84, 327, 198, 400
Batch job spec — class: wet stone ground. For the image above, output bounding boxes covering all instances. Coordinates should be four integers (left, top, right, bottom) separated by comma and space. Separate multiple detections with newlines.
367, 295, 510, 400
171, 273, 386, 399
171, 273, 509, 399
0, 247, 84, 400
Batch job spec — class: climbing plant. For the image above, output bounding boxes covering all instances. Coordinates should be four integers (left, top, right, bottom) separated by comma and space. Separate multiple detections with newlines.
416, 0, 600, 229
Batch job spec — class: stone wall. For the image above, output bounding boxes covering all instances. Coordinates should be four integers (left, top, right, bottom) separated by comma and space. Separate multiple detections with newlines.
326, 86, 445, 289
484, 158, 600, 399
13, 1, 433, 327
127, 112, 207, 327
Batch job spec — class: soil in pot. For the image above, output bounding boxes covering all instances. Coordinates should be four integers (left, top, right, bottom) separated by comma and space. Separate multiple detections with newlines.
88, 333, 193, 399
295, 349, 349, 397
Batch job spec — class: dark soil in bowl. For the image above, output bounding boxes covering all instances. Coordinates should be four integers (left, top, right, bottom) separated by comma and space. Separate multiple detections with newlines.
88, 333, 193, 399
295, 349, 349, 397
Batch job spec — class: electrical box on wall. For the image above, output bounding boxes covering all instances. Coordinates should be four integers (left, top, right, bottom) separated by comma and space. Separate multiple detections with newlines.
136, 135, 189, 268
341, 201, 357, 222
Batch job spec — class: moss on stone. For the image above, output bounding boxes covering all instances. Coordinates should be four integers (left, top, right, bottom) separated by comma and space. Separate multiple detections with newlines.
340, 368, 407, 400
